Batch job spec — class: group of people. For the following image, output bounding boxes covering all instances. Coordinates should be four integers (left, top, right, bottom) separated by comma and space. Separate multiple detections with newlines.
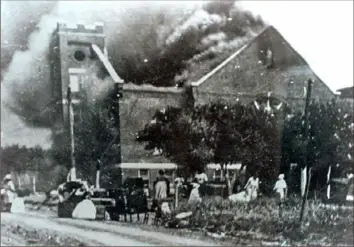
229, 173, 288, 205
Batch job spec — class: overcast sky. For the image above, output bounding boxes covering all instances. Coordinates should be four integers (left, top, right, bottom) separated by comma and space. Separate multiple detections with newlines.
241, 0, 353, 91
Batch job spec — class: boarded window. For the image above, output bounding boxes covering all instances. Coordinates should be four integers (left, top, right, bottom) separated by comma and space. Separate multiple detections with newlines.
69, 74, 80, 92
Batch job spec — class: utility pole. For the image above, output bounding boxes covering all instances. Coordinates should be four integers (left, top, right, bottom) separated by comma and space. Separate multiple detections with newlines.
67, 86, 76, 181
113, 83, 122, 185
299, 79, 313, 225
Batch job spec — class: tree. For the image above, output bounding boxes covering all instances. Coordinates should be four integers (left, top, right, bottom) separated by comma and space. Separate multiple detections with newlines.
281, 100, 354, 197
137, 100, 284, 194
72, 102, 118, 184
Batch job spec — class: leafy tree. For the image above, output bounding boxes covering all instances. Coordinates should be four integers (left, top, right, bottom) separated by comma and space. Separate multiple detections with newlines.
281, 100, 354, 196
137, 100, 284, 194
72, 102, 119, 184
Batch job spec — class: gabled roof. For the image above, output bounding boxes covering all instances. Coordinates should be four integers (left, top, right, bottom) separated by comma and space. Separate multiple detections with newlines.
190, 26, 334, 96
191, 26, 270, 87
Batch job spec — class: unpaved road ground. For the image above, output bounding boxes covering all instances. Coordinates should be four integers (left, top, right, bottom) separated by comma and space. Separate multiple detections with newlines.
1, 211, 222, 246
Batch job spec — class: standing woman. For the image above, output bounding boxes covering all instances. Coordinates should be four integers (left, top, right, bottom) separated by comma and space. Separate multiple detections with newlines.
244, 173, 259, 201
2, 174, 16, 211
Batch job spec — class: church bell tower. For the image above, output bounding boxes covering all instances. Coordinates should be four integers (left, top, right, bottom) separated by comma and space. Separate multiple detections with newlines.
49, 22, 107, 181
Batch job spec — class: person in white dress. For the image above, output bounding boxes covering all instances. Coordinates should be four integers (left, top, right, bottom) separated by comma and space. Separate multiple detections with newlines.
2, 174, 16, 208
273, 174, 287, 202
188, 180, 202, 206
244, 174, 259, 201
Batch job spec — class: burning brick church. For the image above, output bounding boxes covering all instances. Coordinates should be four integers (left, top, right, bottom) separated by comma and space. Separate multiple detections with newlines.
49, 22, 335, 183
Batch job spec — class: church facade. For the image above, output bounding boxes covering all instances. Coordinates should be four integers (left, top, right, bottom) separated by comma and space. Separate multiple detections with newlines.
50, 23, 336, 167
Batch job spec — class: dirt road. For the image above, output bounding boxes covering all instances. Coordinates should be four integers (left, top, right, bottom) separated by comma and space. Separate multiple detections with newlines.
1, 211, 220, 246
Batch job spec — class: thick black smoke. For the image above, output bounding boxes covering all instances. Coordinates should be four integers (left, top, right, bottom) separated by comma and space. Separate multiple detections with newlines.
1, 0, 265, 130
107, 1, 264, 86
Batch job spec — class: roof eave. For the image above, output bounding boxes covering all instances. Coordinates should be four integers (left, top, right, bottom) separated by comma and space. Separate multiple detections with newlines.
91, 44, 124, 84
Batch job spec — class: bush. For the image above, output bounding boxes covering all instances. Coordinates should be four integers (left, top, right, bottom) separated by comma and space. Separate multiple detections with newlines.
174, 196, 353, 244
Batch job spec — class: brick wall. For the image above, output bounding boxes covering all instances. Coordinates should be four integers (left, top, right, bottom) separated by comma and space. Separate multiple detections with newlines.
119, 83, 186, 163
192, 26, 335, 112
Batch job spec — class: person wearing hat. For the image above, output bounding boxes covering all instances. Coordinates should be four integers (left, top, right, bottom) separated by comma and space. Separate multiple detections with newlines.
273, 174, 287, 217
2, 174, 16, 211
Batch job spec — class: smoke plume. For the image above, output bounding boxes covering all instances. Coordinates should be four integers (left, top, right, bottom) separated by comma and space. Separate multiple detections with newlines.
1, 0, 264, 132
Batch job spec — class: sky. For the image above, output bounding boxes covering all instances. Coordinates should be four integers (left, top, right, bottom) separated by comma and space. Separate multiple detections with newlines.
240, 0, 354, 91
1, 0, 353, 149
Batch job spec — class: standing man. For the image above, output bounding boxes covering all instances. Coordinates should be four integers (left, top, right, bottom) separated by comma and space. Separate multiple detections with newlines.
273, 174, 287, 217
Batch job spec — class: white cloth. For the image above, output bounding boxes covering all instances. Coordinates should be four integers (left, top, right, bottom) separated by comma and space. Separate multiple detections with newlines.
274, 179, 287, 199
161, 202, 171, 215
346, 195, 353, 201
72, 199, 97, 220
195, 173, 208, 184
10, 198, 25, 214
229, 191, 250, 203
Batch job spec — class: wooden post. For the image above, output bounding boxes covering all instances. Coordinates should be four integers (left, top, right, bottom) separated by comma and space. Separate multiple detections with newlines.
32, 175, 36, 194
301, 79, 313, 197
67, 86, 76, 181
326, 165, 332, 200
175, 184, 179, 209
300, 167, 312, 223
96, 169, 100, 189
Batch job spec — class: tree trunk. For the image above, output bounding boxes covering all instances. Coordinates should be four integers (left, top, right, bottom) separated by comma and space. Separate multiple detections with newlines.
18, 175, 22, 190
